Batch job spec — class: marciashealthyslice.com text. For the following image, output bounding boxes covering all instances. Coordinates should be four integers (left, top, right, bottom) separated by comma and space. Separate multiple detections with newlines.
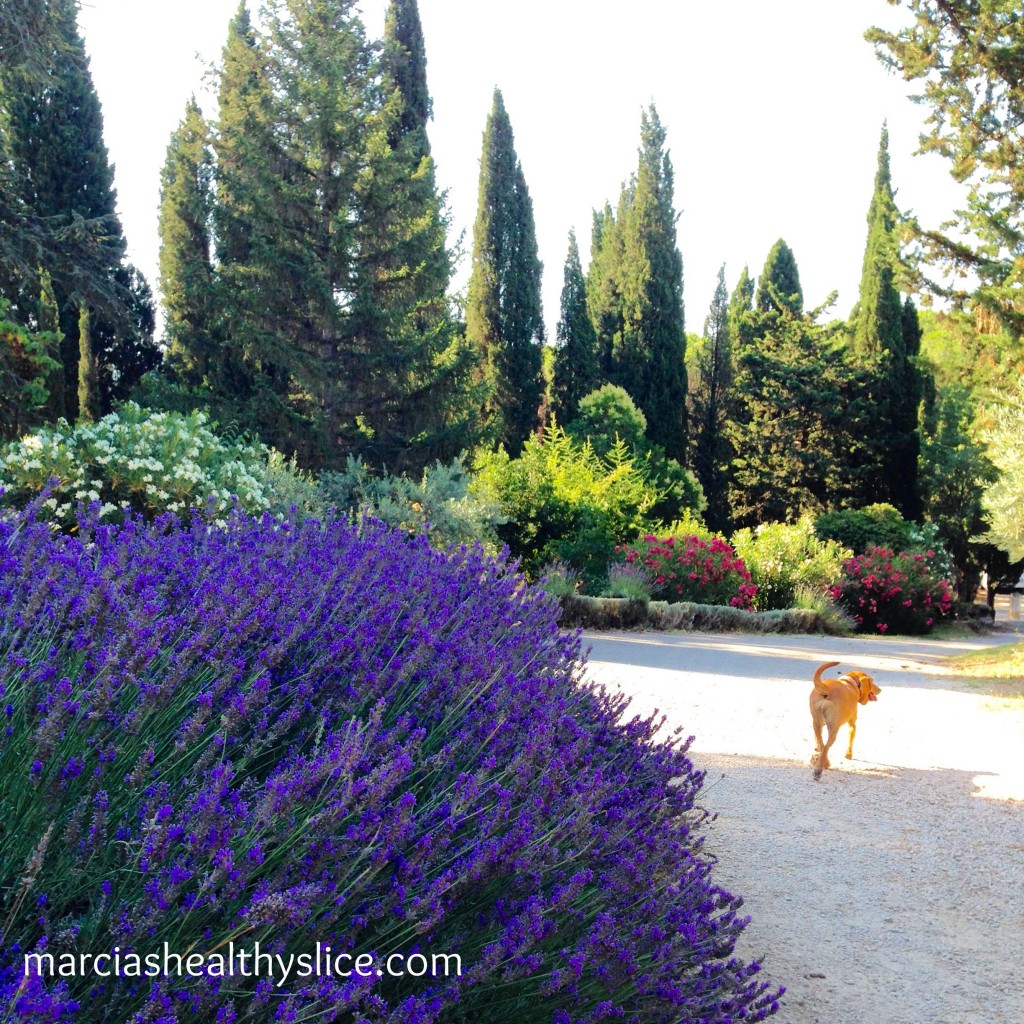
24, 943, 463, 988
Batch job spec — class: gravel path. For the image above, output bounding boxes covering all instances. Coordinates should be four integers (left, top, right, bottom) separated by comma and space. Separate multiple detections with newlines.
582, 631, 1024, 1024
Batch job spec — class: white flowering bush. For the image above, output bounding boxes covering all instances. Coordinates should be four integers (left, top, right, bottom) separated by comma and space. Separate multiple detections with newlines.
731, 516, 851, 611
0, 403, 279, 528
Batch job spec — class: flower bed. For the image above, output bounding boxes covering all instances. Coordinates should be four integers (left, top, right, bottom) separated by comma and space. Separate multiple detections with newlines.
0, 510, 779, 1023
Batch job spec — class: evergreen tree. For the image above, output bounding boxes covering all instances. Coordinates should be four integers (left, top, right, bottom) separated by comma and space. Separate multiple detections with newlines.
552, 230, 599, 423
158, 98, 219, 389
587, 106, 687, 461
465, 88, 544, 454
348, 0, 480, 471
868, 2, 1024, 336
728, 301, 870, 526
382, 0, 430, 147
586, 201, 624, 377
1, 0, 156, 420
156, 0, 477, 469
211, 0, 316, 456
850, 126, 922, 517
690, 265, 733, 531
756, 239, 803, 314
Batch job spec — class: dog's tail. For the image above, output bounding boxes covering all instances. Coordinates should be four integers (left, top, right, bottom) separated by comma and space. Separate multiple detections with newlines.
812, 661, 841, 691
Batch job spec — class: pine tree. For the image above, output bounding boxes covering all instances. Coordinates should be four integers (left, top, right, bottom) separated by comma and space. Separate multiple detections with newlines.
850, 126, 921, 517
756, 239, 803, 314
465, 88, 544, 454
552, 230, 599, 423
1, 0, 156, 420
690, 265, 733, 531
587, 106, 687, 460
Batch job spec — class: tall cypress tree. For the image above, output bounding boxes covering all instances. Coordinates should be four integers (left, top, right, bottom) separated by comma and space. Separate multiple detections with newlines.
158, 97, 219, 389
382, 0, 430, 147
756, 239, 803, 315
587, 106, 686, 460
465, 87, 544, 454
690, 265, 733, 531
552, 229, 599, 424
851, 125, 921, 517
1, 0, 156, 420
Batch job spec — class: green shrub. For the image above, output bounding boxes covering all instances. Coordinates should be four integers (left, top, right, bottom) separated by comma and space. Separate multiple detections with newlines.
318, 455, 503, 551
567, 384, 705, 524
814, 503, 917, 554
567, 383, 648, 454
472, 424, 669, 589
0, 403, 305, 526
732, 516, 851, 610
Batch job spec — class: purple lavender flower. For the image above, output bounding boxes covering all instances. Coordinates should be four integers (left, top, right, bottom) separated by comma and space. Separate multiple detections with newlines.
0, 510, 781, 1022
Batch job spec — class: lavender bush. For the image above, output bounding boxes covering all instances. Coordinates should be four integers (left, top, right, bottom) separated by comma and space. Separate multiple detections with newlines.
0, 510, 780, 1023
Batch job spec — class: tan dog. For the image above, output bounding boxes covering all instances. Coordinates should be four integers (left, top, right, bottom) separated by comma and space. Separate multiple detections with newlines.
809, 661, 880, 780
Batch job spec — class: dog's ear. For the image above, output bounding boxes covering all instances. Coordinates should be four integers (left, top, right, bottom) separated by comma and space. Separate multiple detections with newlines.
854, 673, 877, 704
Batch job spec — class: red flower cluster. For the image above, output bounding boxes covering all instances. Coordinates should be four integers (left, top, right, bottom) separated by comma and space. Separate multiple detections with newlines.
829, 546, 953, 634
617, 533, 757, 609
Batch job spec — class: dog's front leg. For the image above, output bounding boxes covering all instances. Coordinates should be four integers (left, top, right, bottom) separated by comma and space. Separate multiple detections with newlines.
845, 713, 858, 760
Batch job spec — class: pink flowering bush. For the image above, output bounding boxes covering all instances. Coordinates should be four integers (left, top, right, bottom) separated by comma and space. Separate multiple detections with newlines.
618, 533, 757, 609
830, 546, 953, 634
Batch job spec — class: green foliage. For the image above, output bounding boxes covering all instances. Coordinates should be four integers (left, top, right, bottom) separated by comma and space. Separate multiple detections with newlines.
0, 297, 62, 441
0, 403, 298, 527
157, 0, 475, 472
814, 502, 918, 554
982, 377, 1024, 559
568, 383, 704, 524
568, 383, 647, 454
728, 294, 870, 526
472, 424, 663, 589
586, 106, 687, 461
849, 127, 922, 518
465, 88, 544, 454
158, 97, 219, 390
690, 264, 734, 532
918, 308, 1024, 400
920, 383, 998, 595
1, 0, 156, 422
756, 239, 803, 314
319, 455, 503, 551
867, 2, 1024, 336
551, 230, 599, 423
731, 516, 851, 611
813, 503, 954, 584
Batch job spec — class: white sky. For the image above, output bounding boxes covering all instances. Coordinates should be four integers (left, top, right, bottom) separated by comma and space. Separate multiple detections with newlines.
77, 0, 965, 340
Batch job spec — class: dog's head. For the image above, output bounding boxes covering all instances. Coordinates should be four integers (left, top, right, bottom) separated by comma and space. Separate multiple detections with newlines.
845, 670, 880, 705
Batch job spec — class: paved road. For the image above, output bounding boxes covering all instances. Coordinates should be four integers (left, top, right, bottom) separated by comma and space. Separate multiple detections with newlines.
580, 629, 1024, 1024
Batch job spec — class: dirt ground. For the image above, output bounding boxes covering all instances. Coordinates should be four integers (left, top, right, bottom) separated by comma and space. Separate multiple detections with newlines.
582, 630, 1024, 1024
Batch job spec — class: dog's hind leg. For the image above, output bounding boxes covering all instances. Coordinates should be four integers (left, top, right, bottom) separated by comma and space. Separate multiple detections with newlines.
813, 720, 840, 781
